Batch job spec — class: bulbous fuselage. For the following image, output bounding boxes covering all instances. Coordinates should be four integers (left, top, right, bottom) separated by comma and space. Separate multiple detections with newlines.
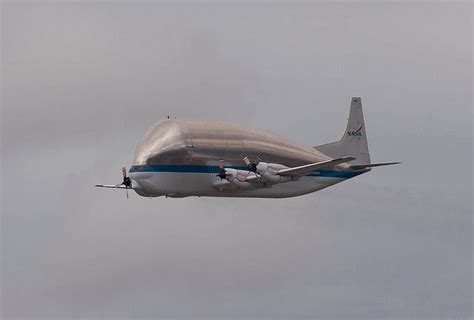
133, 120, 332, 167
129, 120, 359, 198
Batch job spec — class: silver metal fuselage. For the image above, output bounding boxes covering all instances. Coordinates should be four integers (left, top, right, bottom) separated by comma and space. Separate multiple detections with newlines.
129, 120, 366, 198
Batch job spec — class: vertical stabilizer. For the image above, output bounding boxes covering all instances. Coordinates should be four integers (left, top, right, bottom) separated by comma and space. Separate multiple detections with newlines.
314, 97, 371, 165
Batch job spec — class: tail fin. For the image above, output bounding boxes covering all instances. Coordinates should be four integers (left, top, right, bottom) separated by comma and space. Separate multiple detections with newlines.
314, 97, 371, 165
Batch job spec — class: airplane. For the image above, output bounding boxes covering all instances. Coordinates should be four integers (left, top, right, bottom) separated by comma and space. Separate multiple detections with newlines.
96, 97, 399, 198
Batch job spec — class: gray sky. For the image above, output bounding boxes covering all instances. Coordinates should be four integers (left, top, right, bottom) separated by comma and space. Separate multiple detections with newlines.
1, 1, 472, 319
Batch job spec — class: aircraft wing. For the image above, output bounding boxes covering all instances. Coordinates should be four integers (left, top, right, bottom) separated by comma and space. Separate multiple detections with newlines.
277, 156, 356, 177
95, 184, 128, 189
349, 162, 401, 170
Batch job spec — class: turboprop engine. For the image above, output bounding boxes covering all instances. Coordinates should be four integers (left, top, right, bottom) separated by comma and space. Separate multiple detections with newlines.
216, 160, 255, 190
216, 157, 296, 191
243, 156, 294, 184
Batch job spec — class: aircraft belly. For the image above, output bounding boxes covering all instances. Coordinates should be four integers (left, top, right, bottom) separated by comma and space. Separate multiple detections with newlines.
131, 171, 344, 198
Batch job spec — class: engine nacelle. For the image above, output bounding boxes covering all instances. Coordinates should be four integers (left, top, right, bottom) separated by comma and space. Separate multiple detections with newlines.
219, 168, 257, 189
260, 171, 293, 184
256, 162, 295, 184
215, 161, 297, 191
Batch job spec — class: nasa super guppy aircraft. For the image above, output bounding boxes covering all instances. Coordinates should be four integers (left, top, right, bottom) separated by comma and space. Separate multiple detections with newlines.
96, 97, 399, 198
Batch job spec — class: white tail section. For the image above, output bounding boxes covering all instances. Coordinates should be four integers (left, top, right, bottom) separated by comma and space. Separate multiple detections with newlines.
314, 97, 371, 165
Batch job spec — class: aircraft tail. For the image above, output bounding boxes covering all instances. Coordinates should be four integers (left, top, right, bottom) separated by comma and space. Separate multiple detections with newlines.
314, 97, 371, 165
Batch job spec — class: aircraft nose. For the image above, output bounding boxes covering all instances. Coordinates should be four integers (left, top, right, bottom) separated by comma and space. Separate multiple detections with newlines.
130, 171, 161, 197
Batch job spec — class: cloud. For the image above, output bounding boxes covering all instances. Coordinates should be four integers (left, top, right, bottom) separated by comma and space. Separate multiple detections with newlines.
2, 2, 472, 319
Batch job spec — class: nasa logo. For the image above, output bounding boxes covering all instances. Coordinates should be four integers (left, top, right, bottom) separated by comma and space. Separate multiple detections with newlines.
347, 125, 363, 137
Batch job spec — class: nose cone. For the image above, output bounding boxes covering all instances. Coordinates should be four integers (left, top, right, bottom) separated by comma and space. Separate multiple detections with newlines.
130, 120, 188, 198
130, 171, 163, 197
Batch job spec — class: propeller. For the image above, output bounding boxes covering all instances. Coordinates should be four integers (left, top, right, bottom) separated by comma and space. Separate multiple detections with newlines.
243, 156, 260, 173
216, 160, 227, 180
243, 156, 264, 181
243, 156, 262, 174
215, 160, 230, 191
119, 166, 132, 199
95, 167, 132, 198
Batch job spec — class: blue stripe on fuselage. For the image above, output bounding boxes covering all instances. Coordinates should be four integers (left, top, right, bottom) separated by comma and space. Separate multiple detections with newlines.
129, 165, 362, 179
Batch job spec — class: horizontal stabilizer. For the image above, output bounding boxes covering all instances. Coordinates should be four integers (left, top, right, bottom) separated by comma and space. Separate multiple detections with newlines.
278, 156, 356, 177
95, 184, 128, 189
350, 162, 401, 170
